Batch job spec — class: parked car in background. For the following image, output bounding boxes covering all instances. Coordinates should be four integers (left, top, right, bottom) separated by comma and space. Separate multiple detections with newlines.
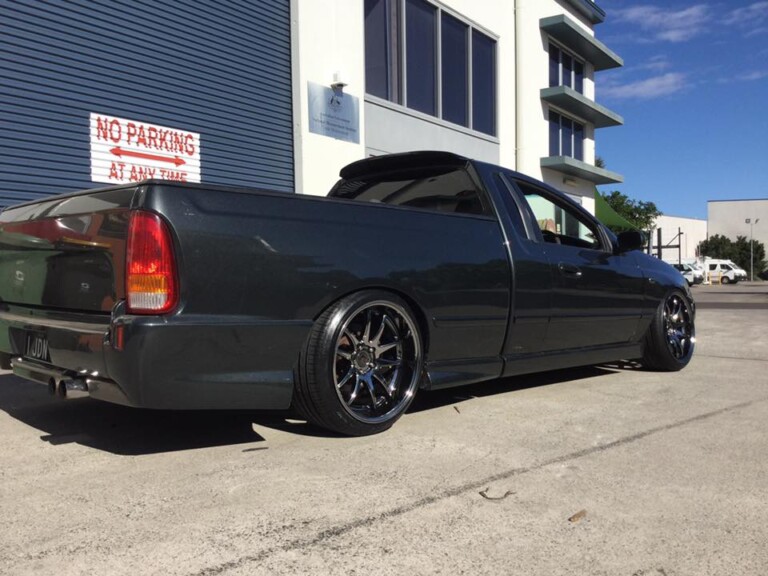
672, 263, 704, 286
725, 261, 748, 281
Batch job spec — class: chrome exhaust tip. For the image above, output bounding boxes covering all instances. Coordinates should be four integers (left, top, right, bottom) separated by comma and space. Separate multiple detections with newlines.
57, 378, 89, 399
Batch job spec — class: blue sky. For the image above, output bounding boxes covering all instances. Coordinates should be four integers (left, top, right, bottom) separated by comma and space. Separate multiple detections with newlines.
595, 1, 768, 219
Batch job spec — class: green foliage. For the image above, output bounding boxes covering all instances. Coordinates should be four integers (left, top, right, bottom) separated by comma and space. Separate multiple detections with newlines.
595, 156, 605, 169
697, 234, 766, 274
600, 190, 662, 232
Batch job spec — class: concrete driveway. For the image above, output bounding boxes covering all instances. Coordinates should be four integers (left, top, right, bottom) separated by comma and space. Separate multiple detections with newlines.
1, 284, 767, 575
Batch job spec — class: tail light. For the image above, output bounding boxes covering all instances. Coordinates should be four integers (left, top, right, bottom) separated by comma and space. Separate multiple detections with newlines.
126, 211, 178, 314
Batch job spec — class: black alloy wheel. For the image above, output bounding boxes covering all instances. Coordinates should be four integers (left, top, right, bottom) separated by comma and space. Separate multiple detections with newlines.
642, 290, 695, 371
293, 290, 424, 436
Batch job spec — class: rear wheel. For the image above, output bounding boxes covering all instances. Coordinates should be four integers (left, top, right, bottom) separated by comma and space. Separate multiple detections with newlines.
642, 290, 695, 371
293, 291, 424, 436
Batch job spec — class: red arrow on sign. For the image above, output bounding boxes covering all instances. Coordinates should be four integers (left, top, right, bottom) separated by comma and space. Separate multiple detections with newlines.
110, 147, 186, 167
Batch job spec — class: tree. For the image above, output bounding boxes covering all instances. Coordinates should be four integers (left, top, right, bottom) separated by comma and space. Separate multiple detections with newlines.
697, 234, 734, 259
595, 156, 606, 169
600, 190, 662, 232
697, 234, 766, 274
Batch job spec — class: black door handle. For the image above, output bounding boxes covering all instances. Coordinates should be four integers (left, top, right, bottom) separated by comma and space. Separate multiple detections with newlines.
558, 262, 583, 278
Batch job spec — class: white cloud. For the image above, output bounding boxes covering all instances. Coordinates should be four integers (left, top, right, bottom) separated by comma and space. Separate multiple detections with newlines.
723, 1, 768, 27
737, 70, 768, 81
601, 73, 687, 100
613, 4, 710, 42
638, 55, 672, 72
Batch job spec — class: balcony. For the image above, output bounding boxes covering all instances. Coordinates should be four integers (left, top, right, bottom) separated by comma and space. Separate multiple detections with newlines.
541, 156, 623, 185
541, 86, 623, 128
540, 15, 623, 71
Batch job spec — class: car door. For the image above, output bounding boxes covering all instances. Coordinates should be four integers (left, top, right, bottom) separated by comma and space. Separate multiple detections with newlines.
511, 180, 645, 351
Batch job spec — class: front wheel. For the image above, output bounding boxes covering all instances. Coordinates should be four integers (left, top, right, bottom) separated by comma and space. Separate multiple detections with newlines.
642, 290, 695, 371
293, 290, 424, 436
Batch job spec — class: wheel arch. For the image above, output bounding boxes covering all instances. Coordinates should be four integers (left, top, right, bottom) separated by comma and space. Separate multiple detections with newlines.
311, 285, 432, 359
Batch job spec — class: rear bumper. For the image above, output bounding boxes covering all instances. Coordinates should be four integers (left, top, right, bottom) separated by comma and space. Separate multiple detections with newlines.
0, 305, 311, 410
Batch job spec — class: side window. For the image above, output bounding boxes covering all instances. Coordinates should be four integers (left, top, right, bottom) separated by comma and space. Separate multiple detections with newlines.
330, 167, 489, 216
708, 264, 717, 271
517, 183, 602, 250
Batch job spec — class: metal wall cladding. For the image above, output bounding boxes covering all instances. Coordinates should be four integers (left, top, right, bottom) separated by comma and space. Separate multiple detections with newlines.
0, 0, 294, 209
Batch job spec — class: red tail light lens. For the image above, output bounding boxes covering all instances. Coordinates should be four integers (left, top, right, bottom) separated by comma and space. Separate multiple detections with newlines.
126, 211, 178, 314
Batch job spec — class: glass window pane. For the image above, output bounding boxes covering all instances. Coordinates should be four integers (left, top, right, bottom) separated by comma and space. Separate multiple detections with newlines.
365, 0, 389, 99
574, 122, 584, 160
549, 111, 560, 156
549, 44, 560, 87
562, 53, 573, 88
520, 186, 601, 249
472, 31, 496, 136
441, 13, 468, 126
562, 117, 573, 157
406, 0, 437, 116
574, 60, 584, 94
330, 167, 487, 216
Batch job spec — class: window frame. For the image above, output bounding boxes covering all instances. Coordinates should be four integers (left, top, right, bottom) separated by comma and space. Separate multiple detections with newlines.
548, 41, 586, 94
507, 177, 611, 253
548, 109, 585, 161
364, 0, 497, 136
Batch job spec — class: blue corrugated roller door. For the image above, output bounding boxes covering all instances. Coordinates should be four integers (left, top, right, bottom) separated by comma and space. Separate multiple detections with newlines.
0, 0, 294, 208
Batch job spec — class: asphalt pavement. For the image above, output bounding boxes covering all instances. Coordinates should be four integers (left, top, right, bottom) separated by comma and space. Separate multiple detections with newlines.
1, 282, 767, 575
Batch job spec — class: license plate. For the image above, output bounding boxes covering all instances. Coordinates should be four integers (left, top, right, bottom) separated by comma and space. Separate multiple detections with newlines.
25, 332, 51, 363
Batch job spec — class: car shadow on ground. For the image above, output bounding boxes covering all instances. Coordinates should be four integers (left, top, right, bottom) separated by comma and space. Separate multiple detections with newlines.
0, 374, 281, 456
408, 364, 618, 414
0, 364, 622, 455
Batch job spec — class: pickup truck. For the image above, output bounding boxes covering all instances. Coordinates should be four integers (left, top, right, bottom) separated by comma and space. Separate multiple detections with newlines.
0, 151, 695, 436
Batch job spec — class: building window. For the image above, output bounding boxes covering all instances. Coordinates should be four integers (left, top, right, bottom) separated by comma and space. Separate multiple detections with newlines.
549, 43, 584, 94
365, 0, 402, 103
364, 0, 497, 136
406, 0, 437, 115
549, 111, 584, 160
441, 13, 468, 126
472, 30, 496, 136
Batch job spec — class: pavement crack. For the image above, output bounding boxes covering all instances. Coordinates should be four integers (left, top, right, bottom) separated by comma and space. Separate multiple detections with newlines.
187, 396, 767, 576
697, 354, 768, 363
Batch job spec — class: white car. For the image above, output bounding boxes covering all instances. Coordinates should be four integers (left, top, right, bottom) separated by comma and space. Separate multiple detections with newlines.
672, 263, 704, 286
725, 261, 748, 281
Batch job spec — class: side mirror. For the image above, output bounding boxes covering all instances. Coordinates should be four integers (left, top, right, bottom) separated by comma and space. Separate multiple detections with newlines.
615, 230, 645, 254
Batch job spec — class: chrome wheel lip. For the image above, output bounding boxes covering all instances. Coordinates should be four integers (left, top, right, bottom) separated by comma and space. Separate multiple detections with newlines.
332, 300, 422, 425
663, 294, 695, 361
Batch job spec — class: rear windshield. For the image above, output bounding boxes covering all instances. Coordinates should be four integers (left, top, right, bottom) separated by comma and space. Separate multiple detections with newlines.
329, 167, 490, 216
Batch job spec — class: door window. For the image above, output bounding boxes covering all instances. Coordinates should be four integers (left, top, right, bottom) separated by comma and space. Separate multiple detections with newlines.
516, 183, 603, 250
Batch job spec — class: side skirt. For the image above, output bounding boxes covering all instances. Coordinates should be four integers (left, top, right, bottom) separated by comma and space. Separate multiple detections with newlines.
502, 343, 643, 378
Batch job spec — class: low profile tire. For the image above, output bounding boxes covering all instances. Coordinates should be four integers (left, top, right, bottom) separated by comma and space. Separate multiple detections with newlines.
293, 290, 424, 436
642, 290, 695, 371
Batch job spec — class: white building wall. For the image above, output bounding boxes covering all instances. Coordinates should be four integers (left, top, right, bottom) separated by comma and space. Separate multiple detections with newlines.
293, 0, 366, 196
516, 0, 597, 198
708, 199, 768, 252
653, 214, 707, 261
293, 0, 615, 205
